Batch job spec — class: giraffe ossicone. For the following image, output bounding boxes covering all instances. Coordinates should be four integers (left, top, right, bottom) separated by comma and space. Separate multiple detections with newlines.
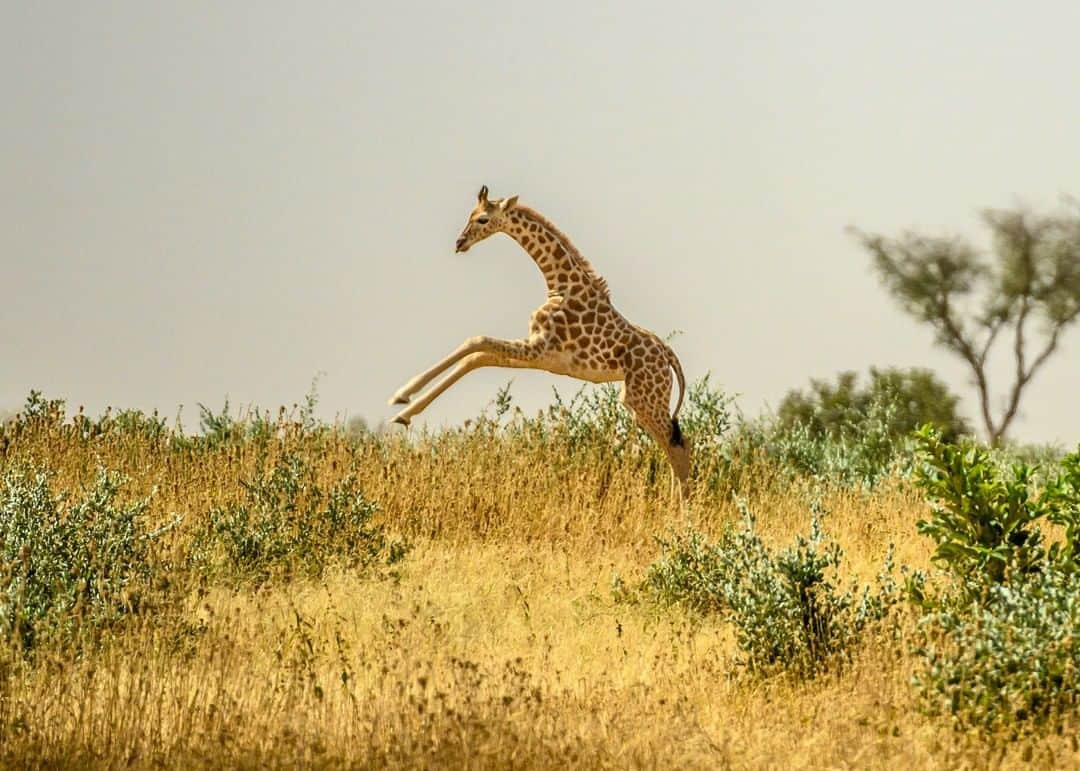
389, 186, 692, 500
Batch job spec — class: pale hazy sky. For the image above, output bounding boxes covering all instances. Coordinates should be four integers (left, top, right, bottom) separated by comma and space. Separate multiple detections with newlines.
3, 2, 1078, 443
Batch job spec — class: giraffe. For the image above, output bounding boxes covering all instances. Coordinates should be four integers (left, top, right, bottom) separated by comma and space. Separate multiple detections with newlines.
389, 186, 692, 500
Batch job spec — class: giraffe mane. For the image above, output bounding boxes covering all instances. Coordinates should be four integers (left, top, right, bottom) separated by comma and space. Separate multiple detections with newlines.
514, 205, 611, 300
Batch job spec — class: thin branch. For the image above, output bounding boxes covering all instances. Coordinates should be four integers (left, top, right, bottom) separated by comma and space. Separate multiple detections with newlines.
996, 296, 1033, 441
937, 290, 997, 439
976, 316, 1005, 368
1026, 325, 1064, 382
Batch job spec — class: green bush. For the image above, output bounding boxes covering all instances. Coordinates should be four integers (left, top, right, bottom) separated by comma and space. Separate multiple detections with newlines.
0, 464, 157, 651
1045, 449, 1080, 569
764, 394, 912, 488
914, 429, 1080, 587
778, 367, 971, 444
5, 391, 176, 448
643, 503, 898, 677
909, 431, 1080, 735
190, 452, 403, 585
913, 426, 1051, 587
756, 366, 975, 489
912, 569, 1080, 736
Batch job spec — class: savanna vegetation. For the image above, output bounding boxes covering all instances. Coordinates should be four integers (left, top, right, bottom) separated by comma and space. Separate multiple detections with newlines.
2, 377, 1079, 770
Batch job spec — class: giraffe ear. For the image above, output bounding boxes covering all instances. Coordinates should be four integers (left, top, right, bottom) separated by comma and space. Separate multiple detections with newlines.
500, 195, 519, 212
477, 185, 489, 204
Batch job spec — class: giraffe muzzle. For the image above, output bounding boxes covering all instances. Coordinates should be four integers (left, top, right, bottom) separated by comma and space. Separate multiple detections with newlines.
455, 237, 470, 253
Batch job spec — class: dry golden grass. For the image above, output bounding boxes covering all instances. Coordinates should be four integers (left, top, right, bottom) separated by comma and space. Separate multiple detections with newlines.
2, 405, 1079, 769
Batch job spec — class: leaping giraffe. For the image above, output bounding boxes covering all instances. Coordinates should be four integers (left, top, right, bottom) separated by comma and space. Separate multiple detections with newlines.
389, 186, 692, 500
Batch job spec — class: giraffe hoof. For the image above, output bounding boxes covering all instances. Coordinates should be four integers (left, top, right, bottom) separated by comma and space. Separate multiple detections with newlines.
389, 391, 411, 406
392, 415, 411, 427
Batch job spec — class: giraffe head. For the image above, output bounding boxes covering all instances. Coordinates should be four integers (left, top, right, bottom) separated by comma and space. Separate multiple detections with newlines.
455, 185, 519, 253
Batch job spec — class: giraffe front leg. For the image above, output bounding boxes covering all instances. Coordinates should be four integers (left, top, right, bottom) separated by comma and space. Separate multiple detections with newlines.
392, 352, 499, 425
392, 338, 548, 425
389, 335, 502, 406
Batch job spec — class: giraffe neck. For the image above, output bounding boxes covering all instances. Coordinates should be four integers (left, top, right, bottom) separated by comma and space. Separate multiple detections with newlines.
504, 206, 610, 300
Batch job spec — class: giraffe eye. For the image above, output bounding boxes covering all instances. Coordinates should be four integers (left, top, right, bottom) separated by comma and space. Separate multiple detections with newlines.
476, 217, 489, 225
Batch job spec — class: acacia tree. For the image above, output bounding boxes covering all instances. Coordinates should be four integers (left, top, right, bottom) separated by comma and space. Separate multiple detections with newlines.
853, 203, 1080, 444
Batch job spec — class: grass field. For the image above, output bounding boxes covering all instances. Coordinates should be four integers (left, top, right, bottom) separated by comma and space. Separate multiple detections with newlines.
1, 390, 1078, 769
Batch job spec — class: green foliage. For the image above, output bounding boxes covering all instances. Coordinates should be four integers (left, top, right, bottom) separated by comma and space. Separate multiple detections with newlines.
912, 569, 1080, 736
541, 384, 637, 457
5, 391, 67, 440
491, 372, 916, 496
16, 390, 65, 422
1044, 449, 1080, 569
0, 390, 407, 657
914, 429, 1080, 587
764, 366, 972, 489
194, 399, 278, 446
643, 503, 898, 678
196, 398, 240, 445
194, 378, 328, 449
190, 452, 404, 585
675, 373, 735, 454
0, 464, 156, 651
778, 367, 971, 443
914, 426, 1050, 586
909, 432, 1080, 735
2, 391, 174, 449
765, 394, 910, 488
114, 408, 168, 434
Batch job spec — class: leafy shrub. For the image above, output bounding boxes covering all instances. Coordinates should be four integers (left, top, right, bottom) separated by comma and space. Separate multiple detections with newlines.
3, 391, 176, 449
764, 394, 912, 488
193, 378, 330, 450
193, 399, 289, 449
190, 452, 403, 585
0, 464, 156, 651
912, 568, 1080, 736
1045, 448, 1080, 569
914, 429, 1080, 587
913, 426, 1051, 587
12, 390, 66, 424
778, 367, 971, 444
643, 503, 898, 677
99, 408, 171, 442
674, 373, 735, 454
909, 431, 1080, 734
759, 367, 976, 489
539, 384, 637, 458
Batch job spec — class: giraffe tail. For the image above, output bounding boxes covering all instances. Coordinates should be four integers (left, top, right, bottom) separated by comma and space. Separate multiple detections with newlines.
671, 417, 684, 448
663, 344, 687, 447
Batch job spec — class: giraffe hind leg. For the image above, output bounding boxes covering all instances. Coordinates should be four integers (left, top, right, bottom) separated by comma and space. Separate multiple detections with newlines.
621, 374, 691, 502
